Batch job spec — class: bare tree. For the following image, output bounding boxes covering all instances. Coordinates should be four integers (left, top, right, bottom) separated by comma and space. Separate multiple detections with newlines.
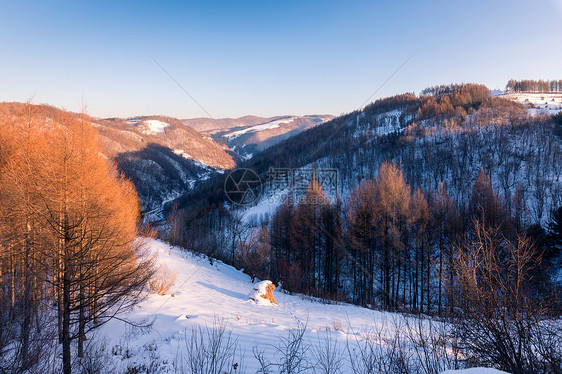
183, 317, 243, 374
452, 220, 562, 373
235, 226, 271, 282
253, 319, 311, 374
311, 331, 344, 374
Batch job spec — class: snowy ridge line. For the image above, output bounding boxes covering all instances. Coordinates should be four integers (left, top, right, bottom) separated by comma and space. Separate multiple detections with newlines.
226, 117, 296, 139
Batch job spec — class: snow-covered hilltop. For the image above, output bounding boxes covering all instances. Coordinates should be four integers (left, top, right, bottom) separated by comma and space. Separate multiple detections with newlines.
494, 91, 562, 115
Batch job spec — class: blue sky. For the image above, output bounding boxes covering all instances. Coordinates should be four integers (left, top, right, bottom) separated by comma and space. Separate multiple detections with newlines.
1, 0, 561, 119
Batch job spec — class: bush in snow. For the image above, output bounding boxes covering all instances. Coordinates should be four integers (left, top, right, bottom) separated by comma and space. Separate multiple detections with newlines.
148, 264, 176, 296
183, 317, 244, 374
253, 319, 311, 374
311, 331, 345, 374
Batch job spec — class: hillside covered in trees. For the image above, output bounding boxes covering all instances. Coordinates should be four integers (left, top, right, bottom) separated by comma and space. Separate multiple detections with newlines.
166, 83, 562, 371
506, 79, 562, 93
0, 103, 240, 213
0, 104, 154, 373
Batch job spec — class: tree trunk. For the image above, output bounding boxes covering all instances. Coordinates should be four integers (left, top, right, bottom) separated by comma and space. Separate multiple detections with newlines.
78, 283, 86, 358
21, 242, 32, 369
62, 269, 72, 374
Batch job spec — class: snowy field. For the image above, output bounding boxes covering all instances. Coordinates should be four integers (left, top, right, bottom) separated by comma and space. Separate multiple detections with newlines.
126, 118, 170, 134
95, 238, 505, 373
495, 91, 562, 115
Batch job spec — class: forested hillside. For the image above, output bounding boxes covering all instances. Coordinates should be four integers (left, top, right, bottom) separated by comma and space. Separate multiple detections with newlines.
161, 83, 562, 372
177, 83, 561, 223
506, 79, 562, 92
172, 83, 562, 307
0, 104, 153, 373
0, 103, 239, 212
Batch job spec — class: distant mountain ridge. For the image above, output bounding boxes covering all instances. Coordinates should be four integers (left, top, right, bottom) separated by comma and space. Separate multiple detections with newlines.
93, 114, 241, 212
183, 114, 334, 158
97, 115, 238, 169
0, 103, 239, 212
182, 115, 279, 133
0, 103, 332, 213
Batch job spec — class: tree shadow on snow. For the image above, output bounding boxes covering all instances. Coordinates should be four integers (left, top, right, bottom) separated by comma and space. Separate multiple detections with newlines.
196, 281, 248, 301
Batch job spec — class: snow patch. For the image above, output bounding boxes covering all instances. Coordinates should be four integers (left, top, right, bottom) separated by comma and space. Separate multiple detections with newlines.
142, 119, 169, 134
226, 117, 296, 139
440, 369, 510, 374
498, 91, 562, 115
173, 149, 193, 160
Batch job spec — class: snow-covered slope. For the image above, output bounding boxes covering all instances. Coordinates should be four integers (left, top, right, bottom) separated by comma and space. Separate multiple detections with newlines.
141, 119, 170, 134
494, 91, 562, 115
96, 114, 240, 211
225, 117, 297, 139
98, 239, 503, 373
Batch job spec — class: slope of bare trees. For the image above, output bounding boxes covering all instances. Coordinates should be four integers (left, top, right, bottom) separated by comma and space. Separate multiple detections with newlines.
453, 220, 562, 373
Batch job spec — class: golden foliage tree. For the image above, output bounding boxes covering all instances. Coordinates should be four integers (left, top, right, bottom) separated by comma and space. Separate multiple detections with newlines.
346, 179, 377, 306
0, 105, 153, 373
374, 161, 412, 310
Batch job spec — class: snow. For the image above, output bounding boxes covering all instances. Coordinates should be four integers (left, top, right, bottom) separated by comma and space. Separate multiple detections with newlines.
441, 369, 509, 374
241, 191, 286, 224
248, 280, 276, 305
142, 119, 169, 134
173, 149, 193, 159
126, 118, 171, 134
96, 239, 386, 371
352, 109, 404, 139
497, 91, 562, 115
226, 117, 296, 139
172, 149, 218, 172
98, 239, 510, 373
